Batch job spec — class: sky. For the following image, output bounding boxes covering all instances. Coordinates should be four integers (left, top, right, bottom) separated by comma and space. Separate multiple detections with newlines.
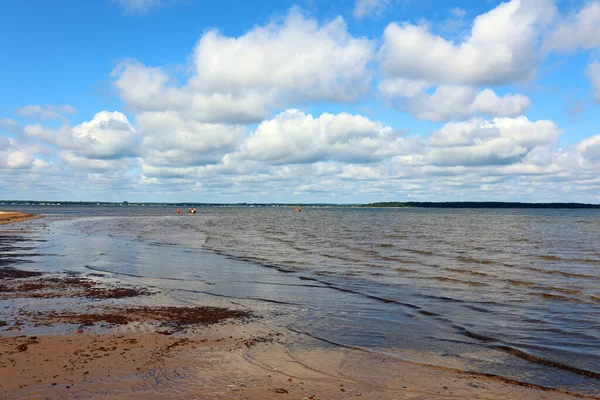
1, 0, 600, 203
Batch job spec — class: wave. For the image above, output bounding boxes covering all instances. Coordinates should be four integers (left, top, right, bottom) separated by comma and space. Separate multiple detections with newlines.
535, 292, 585, 303
417, 276, 488, 287
446, 268, 490, 277
494, 345, 600, 380
285, 325, 600, 398
457, 255, 494, 264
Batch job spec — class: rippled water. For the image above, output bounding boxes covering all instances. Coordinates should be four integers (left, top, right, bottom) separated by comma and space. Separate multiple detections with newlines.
6, 205, 600, 396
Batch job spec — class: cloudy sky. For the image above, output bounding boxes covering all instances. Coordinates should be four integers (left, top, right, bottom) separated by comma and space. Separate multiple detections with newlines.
1, 0, 600, 203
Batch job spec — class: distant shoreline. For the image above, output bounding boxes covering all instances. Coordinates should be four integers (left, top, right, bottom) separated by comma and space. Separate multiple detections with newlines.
361, 202, 600, 209
1, 201, 600, 209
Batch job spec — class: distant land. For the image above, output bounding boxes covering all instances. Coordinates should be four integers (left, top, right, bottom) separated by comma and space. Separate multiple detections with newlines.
1, 200, 600, 209
362, 202, 600, 209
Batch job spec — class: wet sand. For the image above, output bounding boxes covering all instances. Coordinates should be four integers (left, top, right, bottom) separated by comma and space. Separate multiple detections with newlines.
0, 211, 40, 225
1, 269, 594, 399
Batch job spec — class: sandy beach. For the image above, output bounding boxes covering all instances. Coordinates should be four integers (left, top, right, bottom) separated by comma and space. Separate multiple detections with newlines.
0, 215, 597, 399
0, 269, 590, 400
0, 211, 40, 225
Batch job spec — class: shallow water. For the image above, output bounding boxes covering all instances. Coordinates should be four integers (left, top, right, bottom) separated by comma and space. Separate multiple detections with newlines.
5, 205, 600, 396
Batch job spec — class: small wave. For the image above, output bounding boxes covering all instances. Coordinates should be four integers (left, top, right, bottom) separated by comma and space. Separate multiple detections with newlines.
377, 243, 394, 248
405, 248, 435, 256
322, 253, 363, 263
457, 256, 494, 264
286, 326, 596, 398
446, 268, 489, 277
421, 276, 488, 287
380, 256, 423, 265
539, 255, 599, 264
464, 330, 495, 342
523, 266, 599, 280
465, 305, 492, 313
364, 263, 388, 269
536, 292, 584, 303
326, 284, 421, 309
539, 255, 563, 261
507, 279, 537, 288
551, 287, 583, 295
494, 345, 600, 380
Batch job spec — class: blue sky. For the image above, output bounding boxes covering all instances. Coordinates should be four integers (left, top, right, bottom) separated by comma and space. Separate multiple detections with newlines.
1, 0, 600, 203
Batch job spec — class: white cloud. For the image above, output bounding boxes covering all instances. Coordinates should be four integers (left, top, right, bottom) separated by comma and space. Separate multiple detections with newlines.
113, 11, 374, 126
353, 0, 390, 19
429, 116, 561, 149
112, 61, 269, 124
424, 116, 561, 166
190, 11, 374, 103
587, 61, 600, 101
58, 151, 138, 172
577, 134, 600, 162
240, 109, 403, 165
24, 111, 141, 161
114, 0, 162, 14
380, 80, 531, 122
381, 0, 556, 86
136, 111, 246, 167
543, 1, 600, 52
16, 105, 76, 120
0, 135, 39, 170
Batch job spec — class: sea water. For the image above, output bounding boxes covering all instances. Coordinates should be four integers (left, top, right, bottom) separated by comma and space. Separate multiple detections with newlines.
5, 205, 600, 396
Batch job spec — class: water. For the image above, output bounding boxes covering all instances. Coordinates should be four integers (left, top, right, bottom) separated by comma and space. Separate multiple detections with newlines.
4, 205, 600, 395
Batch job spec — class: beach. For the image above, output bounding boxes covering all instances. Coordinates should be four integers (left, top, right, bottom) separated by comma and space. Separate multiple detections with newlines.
0, 211, 40, 225
0, 270, 587, 400
1, 207, 599, 399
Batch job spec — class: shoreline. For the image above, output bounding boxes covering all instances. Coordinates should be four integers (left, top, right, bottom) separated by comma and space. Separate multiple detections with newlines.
0, 211, 40, 225
1, 270, 595, 399
1, 218, 598, 399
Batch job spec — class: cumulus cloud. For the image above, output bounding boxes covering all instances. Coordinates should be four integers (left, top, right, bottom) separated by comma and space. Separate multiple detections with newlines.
136, 111, 246, 167
543, 1, 600, 52
577, 134, 600, 162
380, 80, 531, 122
113, 61, 269, 124
429, 116, 561, 149
24, 111, 141, 160
381, 0, 556, 86
0, 135, 39, 169
239, 109, 404, 165
424, 116, 561, 166
587, 61, 600, 101
16, 105, 76, 120
113, 10, 374, 126
190, 11, 374, 103
353, 0, 390, 19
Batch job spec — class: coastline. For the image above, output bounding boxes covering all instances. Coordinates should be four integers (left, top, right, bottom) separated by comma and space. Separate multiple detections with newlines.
1, 217, 598, 399
0, 270, 592, 400
0, 211, 40, 225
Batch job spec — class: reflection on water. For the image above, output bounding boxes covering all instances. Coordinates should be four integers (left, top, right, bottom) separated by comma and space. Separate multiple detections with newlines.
8, 205, 600, 396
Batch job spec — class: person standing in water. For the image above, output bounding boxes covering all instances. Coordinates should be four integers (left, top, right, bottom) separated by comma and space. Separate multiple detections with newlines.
177, 208, 181, 215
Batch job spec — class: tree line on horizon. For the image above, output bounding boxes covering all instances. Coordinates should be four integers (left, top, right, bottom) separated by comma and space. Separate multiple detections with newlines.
362, 202, 600, 209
